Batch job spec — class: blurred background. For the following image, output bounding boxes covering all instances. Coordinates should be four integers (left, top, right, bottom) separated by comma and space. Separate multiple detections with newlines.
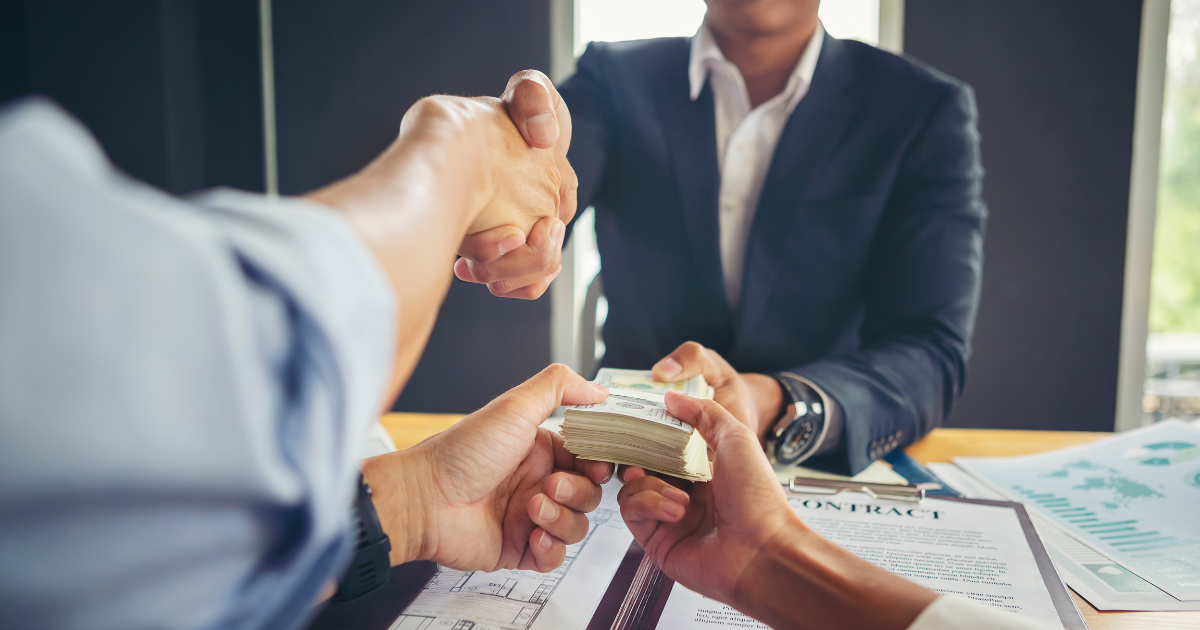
1, 0, 1196, 432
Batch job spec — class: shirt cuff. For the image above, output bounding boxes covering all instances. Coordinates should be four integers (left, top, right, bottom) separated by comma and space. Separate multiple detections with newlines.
907, 596, 1059, 630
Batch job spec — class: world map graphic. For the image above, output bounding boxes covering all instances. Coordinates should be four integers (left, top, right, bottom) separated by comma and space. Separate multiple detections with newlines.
1041, 460, 1164, 509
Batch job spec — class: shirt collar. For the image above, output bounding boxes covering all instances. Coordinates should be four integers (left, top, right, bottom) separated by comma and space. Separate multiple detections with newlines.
688, 20, 825, 103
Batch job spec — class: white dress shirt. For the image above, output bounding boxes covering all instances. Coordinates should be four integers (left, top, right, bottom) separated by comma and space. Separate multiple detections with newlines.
689, 22, 844, 459
911, 596, 1059, 630
688, 21, 823, 309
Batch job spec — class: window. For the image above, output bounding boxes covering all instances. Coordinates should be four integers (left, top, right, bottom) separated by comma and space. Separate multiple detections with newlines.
578, 0, 882, 52
1145, 0, 1200, 424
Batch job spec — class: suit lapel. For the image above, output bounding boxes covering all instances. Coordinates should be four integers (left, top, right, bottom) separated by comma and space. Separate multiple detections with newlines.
652, 48, 732, 318
736, 36, 862, 339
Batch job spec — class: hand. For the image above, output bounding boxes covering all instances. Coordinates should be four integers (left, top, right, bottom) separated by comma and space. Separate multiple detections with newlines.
651, 342, 783, 442
618, 393, 938, 630
454, 215, 565, 299
362, 364, 614, 572
453, 71, 577, 299
617, 393, 800, 605
397, 73, 574, 238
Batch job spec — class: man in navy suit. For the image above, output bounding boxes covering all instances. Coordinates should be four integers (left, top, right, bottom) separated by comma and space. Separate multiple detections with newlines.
459, 0, 984, 475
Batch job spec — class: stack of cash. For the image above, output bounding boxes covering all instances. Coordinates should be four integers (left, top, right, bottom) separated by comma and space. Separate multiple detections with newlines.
562, 368, 713, 481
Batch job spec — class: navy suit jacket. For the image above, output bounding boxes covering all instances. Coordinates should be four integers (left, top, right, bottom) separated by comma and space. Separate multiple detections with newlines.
558, 35, 985, 475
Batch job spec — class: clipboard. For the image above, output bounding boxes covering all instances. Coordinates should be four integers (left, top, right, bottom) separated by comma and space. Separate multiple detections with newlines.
594, 495, 1088, 630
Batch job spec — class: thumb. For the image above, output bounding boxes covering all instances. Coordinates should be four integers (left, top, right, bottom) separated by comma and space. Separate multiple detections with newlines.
664, 392, 756, 453
502, 70, 559, 149
491, 364, 608, 429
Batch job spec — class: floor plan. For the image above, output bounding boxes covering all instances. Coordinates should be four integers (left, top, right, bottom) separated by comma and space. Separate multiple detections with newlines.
389, 485, 632, 630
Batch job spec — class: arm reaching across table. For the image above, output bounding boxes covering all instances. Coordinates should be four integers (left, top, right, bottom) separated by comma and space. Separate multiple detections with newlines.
617, 393, 1056, 630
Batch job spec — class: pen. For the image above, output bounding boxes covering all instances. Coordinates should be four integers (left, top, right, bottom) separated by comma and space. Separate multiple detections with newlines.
786, 476, 943, 503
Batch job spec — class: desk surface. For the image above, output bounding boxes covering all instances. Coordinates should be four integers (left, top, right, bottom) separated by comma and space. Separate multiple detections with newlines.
381, 414, 1200, 630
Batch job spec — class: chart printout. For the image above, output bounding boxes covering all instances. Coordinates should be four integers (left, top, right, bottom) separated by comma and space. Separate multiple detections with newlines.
929, 462, 1200, 611
389, 482, 633, 630
656, 492, 1069, 630
956, 420, 1200, 602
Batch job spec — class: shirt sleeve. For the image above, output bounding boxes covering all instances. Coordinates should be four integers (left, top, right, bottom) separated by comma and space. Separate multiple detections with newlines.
908, 596, 1061, 630
0, 99, 397, 630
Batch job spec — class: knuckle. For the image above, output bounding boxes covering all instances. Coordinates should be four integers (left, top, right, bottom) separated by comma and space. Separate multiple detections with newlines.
545, 363, 574, 380
470, 263, 496, 284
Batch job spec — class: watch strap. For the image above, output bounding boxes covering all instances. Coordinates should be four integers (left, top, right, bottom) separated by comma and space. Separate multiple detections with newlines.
333, 474, 392, 603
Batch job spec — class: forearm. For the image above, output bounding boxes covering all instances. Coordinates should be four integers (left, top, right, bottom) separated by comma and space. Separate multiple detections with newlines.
734, 522, 937, 630
308, 98, 493, 402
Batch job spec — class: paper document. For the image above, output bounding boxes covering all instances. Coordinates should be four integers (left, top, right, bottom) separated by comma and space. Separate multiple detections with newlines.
773, 458, 909, 486
955, 420, 1200, 601
657, 491, 1081, 630
929, 462, 1200, 611
360, 420, 398, 459
390, 482, 633, 630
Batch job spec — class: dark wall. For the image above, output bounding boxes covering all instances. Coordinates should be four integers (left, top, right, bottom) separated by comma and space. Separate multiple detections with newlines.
271, 1, 554, 413
0, 0, 264, 194
905, 0, 1143, 431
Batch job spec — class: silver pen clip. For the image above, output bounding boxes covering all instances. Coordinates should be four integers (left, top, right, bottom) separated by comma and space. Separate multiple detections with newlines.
787, 476, 940, 504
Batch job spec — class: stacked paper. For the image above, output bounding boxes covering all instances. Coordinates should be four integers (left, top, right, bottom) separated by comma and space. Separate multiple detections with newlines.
563, 369, 712, 481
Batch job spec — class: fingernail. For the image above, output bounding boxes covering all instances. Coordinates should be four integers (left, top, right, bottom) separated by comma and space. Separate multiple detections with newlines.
546, 267, 563, 283
591, 383, 609, 396
663, 486, 690, 505
661, 500, 685, 519
498, 234, 524, 256
600, 466, 614, 484
539, 498, 559, 522
526, 112, 558, 146
555, 479, 575, 502
655, 358, 682, 378
551, 220, 566, 247
538, 529, 554, 548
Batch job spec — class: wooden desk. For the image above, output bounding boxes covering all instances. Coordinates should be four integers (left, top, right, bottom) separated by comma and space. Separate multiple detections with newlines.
381, 412, 464, 449
382, 415, 1200, 629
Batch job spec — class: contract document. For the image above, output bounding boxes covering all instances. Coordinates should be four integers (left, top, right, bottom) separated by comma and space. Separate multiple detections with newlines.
655, 491, 1084, 630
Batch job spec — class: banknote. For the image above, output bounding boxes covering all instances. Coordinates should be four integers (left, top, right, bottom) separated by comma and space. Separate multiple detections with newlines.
593, 368, 714, 400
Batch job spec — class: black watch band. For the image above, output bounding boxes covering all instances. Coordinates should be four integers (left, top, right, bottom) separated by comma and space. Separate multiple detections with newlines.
333, 474, 392, 603
763, 373, 827, 467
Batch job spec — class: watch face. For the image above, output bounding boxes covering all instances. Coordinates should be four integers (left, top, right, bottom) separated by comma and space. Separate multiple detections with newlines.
775, 419, 816, 464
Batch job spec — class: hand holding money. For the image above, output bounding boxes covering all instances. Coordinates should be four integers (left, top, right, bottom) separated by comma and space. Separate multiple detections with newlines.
651, 341, 784, 442
562, 368, 714, 481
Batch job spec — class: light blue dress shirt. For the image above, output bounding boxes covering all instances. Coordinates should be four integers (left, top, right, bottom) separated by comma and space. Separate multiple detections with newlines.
0, 99, 398, 629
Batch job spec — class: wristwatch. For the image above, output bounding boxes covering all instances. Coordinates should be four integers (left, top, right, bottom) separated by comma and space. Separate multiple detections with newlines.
763, 373, 828, 467
332, 474, 392, 603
